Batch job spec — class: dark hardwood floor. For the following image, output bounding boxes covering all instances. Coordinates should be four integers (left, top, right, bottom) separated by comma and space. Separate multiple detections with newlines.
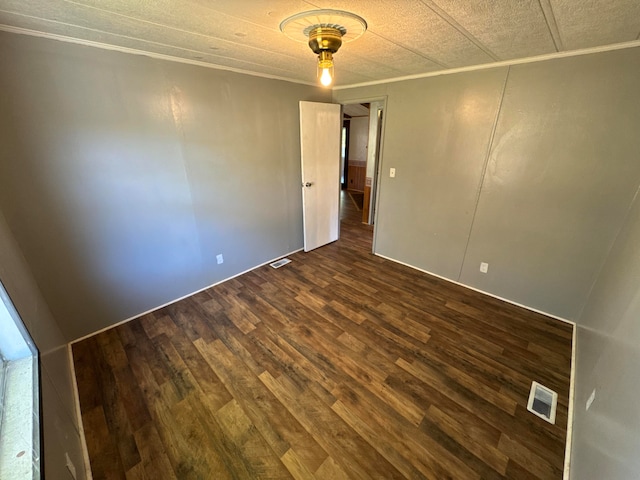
340, 189, 367, 228
73, 193, 573, 479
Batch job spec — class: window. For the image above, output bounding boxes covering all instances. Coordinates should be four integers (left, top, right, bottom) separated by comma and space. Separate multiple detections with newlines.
0, 281, 40, 479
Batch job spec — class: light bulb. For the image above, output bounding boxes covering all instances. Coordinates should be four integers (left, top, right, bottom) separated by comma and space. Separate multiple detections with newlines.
320, 67, 332, 86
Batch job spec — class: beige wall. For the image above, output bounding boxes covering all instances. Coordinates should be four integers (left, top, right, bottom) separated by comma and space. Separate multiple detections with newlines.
0, 31, 329, 341
335, 47, 640, 321
572, 187, 640, 479
0, 211, 87, 479
347, 116, 369, 163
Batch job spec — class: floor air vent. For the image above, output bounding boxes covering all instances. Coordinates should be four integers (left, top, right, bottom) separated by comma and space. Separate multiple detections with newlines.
270, 258, 291, 269
527, 381, 558, 424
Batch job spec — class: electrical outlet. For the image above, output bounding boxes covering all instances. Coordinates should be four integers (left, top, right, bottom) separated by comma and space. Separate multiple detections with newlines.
216, 254, 224, 265
586, 389, 596, 410
389, 167, 396, 178
65, 452, 77, 480
480, 262, 489, 273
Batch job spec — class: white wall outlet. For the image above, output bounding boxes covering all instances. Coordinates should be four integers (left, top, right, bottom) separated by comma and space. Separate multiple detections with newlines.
389, 167, 396, 178
216, 254, 224, 265
65, 452, 77, 480
586, 388, 596, 410
480, 262, 489, 273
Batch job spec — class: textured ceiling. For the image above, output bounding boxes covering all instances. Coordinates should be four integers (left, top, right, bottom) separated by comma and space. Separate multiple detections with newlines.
1, 1, 639, 87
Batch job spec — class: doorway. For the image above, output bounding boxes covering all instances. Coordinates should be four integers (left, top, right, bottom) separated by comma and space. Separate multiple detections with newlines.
340, 98, 385, 252
339, 100, 385, 245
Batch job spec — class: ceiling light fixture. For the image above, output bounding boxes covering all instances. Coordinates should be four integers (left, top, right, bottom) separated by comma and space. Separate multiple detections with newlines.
280, 9, 367, 87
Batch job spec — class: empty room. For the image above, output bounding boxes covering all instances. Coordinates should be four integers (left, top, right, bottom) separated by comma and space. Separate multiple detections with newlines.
0, 2, 639, 479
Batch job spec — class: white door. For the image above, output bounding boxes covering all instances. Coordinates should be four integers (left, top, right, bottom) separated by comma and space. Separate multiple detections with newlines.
299, 101, 341, 252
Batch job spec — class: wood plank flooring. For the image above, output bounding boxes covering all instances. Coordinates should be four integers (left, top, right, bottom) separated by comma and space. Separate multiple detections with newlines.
73, 192, 573, 479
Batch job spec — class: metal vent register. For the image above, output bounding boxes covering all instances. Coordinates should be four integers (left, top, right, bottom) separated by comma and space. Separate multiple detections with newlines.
270, 258, 291, 269
527, 381, 558, 424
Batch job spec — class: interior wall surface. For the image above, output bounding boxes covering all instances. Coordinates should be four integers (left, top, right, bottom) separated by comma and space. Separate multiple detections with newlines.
0, 210, 87, 479
334, 46, 640, 320
347, 116, 369, 163
571, 187, 640, 479
0, 31, 329, 340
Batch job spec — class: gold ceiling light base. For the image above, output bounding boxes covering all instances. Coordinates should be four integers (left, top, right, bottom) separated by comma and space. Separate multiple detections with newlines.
307, 26, 343, 56
280, 9, 367, 87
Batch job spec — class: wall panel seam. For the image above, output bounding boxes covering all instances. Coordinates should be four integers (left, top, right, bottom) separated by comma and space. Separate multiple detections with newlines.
456, 66, 511, 282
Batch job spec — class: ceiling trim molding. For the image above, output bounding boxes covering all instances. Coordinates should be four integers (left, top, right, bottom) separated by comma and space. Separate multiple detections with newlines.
2, 24, 639, 92
0, 25, 318, 87
334, 40, 640, 90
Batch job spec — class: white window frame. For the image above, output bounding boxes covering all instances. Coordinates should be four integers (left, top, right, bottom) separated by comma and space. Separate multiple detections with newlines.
0, 281, 41, 479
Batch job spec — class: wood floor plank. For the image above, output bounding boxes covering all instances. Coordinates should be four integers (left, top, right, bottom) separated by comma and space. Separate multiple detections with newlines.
73, 191, 573, 479
112, 366, 152, 432
166, 393, 236, 479
123, 462, 147, 480
280, 448, 316, 480
196, 338, 329, 474
395, 357, 518, 417
72, 337, 102, 412
498, 433, 562, 479
260, 370, 403, 480
166, 329, 233, 410
331, 399, 434, 479
132, 424, 178, 480
213, 398, 293, 479
331, 382, 463, 480
313, 455, 351, 480
81, 406, 125, 480
427, 405, 509, 475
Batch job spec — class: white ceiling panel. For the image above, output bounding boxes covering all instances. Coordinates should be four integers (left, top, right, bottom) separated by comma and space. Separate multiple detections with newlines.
338, 31, 443, 76
551, 0, 640, 50
1, 0, 639, 87
431, 0, 558, 59
0, 0, 305, 59
185, 0, 312, 29
314, 0, 496, 67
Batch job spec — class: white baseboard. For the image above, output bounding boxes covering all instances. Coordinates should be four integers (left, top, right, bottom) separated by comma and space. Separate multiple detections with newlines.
373, 253, 576, 326
67, 344, 93, 480
564, 326, 577, 480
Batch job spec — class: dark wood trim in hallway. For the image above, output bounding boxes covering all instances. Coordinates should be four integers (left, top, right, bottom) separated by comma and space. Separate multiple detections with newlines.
73, 201, 572, 479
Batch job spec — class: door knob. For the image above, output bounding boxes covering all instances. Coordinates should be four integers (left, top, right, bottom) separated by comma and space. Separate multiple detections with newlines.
305, 182, 313, 187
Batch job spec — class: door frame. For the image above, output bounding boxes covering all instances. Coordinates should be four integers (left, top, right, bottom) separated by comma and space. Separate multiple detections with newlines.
339, 96, 388, 254
341, 120, 350, 190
